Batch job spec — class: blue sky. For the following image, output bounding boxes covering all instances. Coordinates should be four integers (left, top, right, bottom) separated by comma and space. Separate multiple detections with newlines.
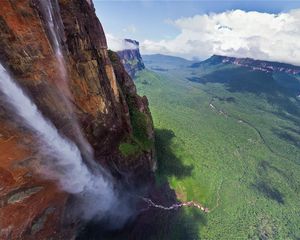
93, 1, 300, 64
94, 1, 300, 41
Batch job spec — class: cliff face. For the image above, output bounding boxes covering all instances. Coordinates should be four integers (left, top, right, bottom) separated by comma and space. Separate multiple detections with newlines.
117, 39, 145, 78
0, 1, 154, 239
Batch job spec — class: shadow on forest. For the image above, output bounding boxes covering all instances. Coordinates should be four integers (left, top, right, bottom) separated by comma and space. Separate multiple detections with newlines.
76, 128, 204, 240
252, 180, 285, 204
155, 129, 194, 181
77, 183, 206, 240
272, 127, 300, 148
270, 111, 300, 130
254, 161, 286, 204
187, 67, 300, 119
257, 159, 300, 194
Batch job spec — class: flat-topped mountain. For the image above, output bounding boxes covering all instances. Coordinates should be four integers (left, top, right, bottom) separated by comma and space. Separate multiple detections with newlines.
191, 55, 300, 75
187, 55, 300, 96
117, 39, 145, 77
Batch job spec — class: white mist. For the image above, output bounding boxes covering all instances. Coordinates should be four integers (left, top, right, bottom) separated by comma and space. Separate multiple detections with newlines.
0, 64, 127, 221
0, 0, 133, 226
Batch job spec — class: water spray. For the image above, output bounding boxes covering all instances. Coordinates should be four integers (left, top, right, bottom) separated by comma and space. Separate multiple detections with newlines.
140, 197, 209, 213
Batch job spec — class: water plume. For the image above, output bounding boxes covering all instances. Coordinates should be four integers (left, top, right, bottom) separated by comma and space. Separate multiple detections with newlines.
0, 0, 134, 228
39, 0, 67, 81
0, 65, 102, 193
0, 64, 132, 224
38, 0, 97, 169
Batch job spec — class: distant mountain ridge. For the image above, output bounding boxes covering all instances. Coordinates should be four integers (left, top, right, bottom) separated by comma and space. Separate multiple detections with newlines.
139, 53, 300, 96
191, 55, 300, 75
118, 48, 300, 79
143, 54, 192, 65
142, 54, 194, 71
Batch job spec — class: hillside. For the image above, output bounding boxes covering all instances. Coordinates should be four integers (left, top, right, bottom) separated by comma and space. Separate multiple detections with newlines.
188, 55, 300, 96
133, 55, 300, 239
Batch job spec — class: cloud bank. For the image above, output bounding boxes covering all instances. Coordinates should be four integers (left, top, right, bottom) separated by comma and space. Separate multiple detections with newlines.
140, 9, 300, 65
107, 34, 138, 51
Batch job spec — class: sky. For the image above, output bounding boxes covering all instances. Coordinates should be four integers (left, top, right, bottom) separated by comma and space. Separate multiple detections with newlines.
94, 1, 300, 65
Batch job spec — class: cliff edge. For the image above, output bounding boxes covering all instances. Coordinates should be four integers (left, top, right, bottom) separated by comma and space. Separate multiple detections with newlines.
0, 0, 155, 239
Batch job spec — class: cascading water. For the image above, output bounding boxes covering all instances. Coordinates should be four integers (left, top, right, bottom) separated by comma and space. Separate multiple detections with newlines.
0, 1, 208, 235
0, 64, 136, 224
35, 0, 208, 221
0, 62, 207, 224
39, 0, 67, 80
141, 197, 209, 213
38, 0, 98, 169
0, 0, 135, 224
0, 63, 112, 198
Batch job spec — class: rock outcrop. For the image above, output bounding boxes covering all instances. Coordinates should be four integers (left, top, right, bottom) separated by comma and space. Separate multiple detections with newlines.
117, 39, 145, 78
0, 0, 154, 239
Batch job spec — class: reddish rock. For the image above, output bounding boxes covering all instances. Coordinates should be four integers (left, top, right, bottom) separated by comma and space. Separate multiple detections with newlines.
0, 0, 155, 239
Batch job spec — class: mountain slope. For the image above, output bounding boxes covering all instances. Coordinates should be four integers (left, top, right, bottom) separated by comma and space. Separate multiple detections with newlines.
143, 54, 194, 71
187, 55, 300, 99
133, 55, 300, 239
191, 55, 300, 75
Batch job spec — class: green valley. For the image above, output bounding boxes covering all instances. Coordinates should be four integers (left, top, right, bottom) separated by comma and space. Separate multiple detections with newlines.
134, 55, 300, 239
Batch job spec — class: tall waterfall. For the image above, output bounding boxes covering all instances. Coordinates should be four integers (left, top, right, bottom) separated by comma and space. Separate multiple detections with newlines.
38, 0, 97, 168
39, 0, 67, 80
0, 65, 116, 217
0, 0, 132, 224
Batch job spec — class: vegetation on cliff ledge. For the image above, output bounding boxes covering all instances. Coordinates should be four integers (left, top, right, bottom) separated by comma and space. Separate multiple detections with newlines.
119, 96, 153, 157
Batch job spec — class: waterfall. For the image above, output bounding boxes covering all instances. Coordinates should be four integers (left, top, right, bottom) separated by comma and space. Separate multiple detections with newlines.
38, 0, 98, 169
0, 64, 122, 220
0, 0, 133, 224
0, 65, 108, 193
39, 0, 67, 80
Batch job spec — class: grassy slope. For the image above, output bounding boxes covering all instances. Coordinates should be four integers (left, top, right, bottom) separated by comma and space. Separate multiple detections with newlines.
135, 68, 300, 239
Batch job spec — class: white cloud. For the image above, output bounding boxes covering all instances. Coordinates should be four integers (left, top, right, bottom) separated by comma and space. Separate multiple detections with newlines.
106, 34, 138, 51
141, 9, 300, 65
